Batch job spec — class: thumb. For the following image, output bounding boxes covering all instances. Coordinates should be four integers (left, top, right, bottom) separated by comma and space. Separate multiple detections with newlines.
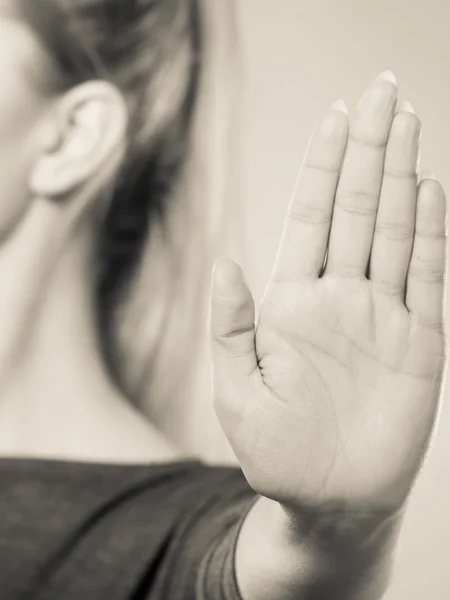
209, 258, 258, 381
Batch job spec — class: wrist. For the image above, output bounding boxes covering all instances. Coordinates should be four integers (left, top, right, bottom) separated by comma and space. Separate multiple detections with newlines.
282, 499, 404, 553
280, 498, 404, 589
236, 496, 403, 600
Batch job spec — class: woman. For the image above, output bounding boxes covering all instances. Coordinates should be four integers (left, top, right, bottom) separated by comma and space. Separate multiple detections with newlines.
0, 1, 446, 599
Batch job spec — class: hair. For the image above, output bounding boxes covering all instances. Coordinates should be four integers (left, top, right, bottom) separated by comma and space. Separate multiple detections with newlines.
20, 0, 241, 447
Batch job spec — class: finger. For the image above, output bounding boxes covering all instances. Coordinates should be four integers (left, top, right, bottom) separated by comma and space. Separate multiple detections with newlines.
325, 71, 398, 278
369, 101, 421, 296
209, 258, 258, 380
406, 176, 447, 332
270, 101, 349, 283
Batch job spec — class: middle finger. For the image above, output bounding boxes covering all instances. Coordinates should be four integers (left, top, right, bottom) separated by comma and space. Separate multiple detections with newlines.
324, 71, 398, 279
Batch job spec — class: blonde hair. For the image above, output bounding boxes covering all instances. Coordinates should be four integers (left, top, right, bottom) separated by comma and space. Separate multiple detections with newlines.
116, 1, 244, 457
22, 0, 242, 457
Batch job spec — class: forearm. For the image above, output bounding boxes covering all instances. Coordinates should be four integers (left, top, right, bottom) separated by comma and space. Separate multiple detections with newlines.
235, 496, 403, 600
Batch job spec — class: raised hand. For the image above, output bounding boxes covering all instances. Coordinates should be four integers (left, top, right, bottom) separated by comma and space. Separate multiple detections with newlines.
210, 71, 448, 518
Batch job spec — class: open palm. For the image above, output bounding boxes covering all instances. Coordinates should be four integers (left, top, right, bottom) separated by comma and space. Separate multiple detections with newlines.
210, 73, 447, 516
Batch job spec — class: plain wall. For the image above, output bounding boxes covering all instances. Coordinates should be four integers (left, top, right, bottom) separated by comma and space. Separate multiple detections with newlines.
235, 1, 450, 598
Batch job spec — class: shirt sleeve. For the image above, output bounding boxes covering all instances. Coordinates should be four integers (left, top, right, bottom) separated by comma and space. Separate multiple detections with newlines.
148, 467, 257, 600
195, 496, 257, 600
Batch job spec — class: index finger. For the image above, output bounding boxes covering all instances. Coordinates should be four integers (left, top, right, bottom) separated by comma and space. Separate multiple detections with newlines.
270, 101, 349, 284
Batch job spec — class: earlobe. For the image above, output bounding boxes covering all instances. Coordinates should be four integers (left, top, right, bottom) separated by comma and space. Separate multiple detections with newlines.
29, 81, 128, 199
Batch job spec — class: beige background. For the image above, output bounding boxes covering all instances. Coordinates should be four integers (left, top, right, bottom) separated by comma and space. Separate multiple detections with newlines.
234, 1, 450, 598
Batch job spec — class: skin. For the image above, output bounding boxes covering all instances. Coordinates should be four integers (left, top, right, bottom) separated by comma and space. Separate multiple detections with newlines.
210, 72, 447, 598
0, 2, 446, 598
0, 1, 181, 463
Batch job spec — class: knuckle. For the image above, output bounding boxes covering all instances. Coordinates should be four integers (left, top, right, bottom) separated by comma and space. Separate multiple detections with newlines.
408, 260, 446, 284
287, 203, 332, 226
413, 315, 446, 334
414, 228, 447, 240
372, 278, 403, 296
383, 168, 417, 180
301, 161, 340, 176
325, 265, 365, 279
335, 190, 379, 217
375, 221, 413, 241
350, 130, 387, 149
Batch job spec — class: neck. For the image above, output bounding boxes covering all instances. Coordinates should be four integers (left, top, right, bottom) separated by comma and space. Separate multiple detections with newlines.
0, 199, 183, 465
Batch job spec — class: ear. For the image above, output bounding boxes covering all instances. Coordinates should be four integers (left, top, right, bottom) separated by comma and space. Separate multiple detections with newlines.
29, 81, 128, 198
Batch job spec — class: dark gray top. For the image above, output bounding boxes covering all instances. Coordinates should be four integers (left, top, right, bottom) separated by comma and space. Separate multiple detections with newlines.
0, 458, 257, 600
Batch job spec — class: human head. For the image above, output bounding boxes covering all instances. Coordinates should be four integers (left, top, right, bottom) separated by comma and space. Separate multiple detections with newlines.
20, 0, 203, 293
0, 0, 210, 414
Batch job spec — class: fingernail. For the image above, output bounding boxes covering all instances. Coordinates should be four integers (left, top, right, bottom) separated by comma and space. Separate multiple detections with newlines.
420, 169, 436, 180
397, 100, 415, 114
330, 99, 348, 114
374, 70, 397, 84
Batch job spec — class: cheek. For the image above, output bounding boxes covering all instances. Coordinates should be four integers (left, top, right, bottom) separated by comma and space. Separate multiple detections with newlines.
0, 18, 52, 238
0, 124, 39, 239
